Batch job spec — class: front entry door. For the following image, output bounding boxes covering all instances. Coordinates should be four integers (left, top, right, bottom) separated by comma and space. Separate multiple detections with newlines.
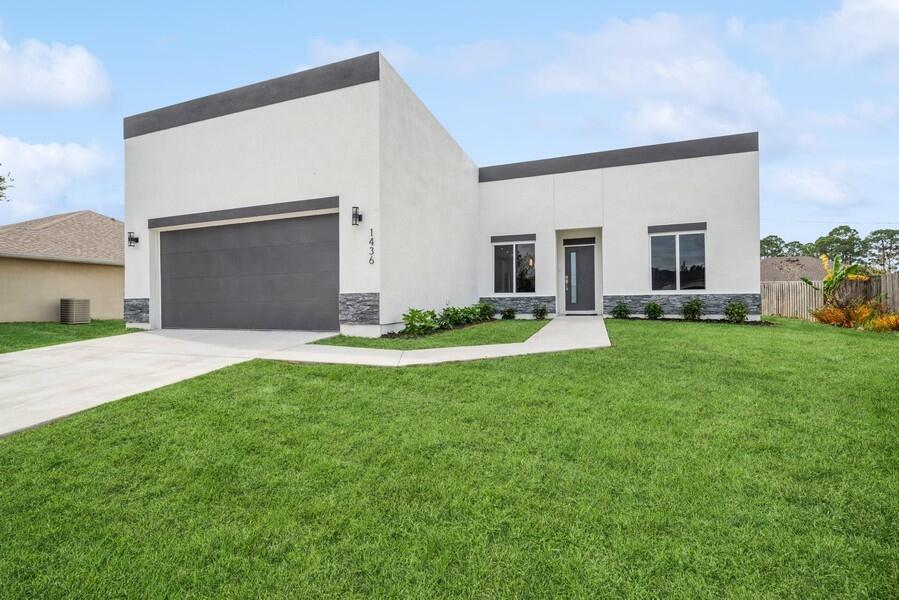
565, 245, 596, 311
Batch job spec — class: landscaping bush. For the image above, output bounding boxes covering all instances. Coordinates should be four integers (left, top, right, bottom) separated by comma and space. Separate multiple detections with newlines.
611, 303, 630, 319
461, 306, 481, 324
681, 298, 704, 321
810, 299, 897, 331
501, 307, 516, 320
644, 302, 663, 320
438, 306, 465, 329
868, 314, 899, 332
401, 308, 439, 335
532, 304, 548, 320
724, 300, 748, 324
476, 302, 495, 321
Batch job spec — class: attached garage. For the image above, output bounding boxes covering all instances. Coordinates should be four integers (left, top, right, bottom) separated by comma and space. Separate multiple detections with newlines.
160, 214, 338, 330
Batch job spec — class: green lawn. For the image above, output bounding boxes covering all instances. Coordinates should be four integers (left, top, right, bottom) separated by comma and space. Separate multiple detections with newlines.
315, 318, 548, 349
0, 319, 135, 354
1, 318, 897, 598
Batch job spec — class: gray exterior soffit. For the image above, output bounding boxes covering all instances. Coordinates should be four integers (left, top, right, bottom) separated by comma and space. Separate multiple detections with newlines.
148, 196, 339, 229
124, 53, 380, 139
479, 132, 759, 182
563, 237, 596, 246
647, 222, 707, 234
490, 233, 537, 243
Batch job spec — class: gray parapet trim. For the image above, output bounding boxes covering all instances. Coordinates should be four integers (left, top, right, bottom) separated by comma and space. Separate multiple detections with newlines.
479, 132, 758, 182
124, 53, 380, 138
480, 296, 557, 315
124, 298, 150, 323
339, 293, 380, 325
603, 293, 761, 316
147, 196, 339, 229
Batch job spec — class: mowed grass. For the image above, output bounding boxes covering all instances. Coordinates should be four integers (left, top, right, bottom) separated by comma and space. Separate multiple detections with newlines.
0, 319, 134, 354
315, 318, 548, 349
0, 318, 897, 598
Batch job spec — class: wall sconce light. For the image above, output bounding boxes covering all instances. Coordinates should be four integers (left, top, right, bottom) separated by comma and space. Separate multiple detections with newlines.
127, 232, 140, 247
351, 206, 363, 226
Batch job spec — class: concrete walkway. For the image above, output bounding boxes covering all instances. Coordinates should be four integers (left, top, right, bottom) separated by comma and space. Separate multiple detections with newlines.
0, 316, 609, 436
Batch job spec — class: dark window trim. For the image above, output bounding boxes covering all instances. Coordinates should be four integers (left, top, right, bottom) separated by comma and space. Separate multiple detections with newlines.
648, 222, 707, 234
490, 233, 536, 243
563, 237, 596, 246
148, 196, 339, 229
479, 133, 757, 182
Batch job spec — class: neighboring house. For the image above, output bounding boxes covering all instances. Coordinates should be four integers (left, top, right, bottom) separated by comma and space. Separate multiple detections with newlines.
0, 211, 124, 322
124, 52, 760, 336
761, 256, 827, 281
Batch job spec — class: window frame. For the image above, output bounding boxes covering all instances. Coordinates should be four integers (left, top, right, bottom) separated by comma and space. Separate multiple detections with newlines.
492, 241, 536, 294
648, 230, 706, 292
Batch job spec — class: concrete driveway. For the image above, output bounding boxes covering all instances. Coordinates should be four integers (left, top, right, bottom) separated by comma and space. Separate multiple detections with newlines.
0, 329, 333, 437
1, 317, 610, 437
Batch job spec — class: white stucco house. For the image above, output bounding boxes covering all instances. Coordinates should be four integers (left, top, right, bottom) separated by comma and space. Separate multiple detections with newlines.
124, 52, 760, 337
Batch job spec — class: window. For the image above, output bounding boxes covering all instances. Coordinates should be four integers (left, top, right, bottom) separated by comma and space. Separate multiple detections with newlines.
494, 242, 535, 293
650, 232, 705, 291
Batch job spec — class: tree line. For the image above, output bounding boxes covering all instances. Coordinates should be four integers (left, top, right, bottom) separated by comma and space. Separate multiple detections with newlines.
761, 226, 899, 273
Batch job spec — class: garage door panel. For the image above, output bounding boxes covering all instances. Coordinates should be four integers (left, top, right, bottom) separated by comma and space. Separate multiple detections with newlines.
160, 214, 338, 330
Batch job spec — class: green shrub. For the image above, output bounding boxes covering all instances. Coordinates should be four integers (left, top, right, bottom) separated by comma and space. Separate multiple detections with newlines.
401, 308, 438, 335
681, 298, 704, 321
645, 302, 663, 320
463, 305, 483, 324
532, 304, 548, 320
724, 300, 748, 324
438, 306, 466, 329
611, 303, 630, 319
501, 307, 516, 320
476, 302, 495, 321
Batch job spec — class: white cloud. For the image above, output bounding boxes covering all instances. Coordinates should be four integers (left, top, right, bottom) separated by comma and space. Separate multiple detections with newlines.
299, 37, 522, 77
300, 38, 423, 72
0, 135, 112, 223
734, 1, 899, 81
528, 14, 784, 143
0, 35, 111, 108
769, 167, 855, 207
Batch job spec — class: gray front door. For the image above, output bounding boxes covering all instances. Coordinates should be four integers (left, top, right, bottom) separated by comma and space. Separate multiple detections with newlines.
160, 213, 338, 330
565, 245, 595, 311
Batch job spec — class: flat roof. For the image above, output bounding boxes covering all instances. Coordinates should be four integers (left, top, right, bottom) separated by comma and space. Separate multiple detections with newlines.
123, 52, 380, 139
478, 132, 759, 182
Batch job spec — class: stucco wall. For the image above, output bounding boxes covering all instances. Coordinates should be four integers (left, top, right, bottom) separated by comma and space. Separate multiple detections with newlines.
124, 81, 381, 329
478, 151, 760, 307
0, 257, 123, 322
376, 57, 479, 326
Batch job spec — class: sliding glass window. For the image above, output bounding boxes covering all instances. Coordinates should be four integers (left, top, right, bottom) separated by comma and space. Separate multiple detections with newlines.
494, 242, 536, 293
650, 232, 705, 291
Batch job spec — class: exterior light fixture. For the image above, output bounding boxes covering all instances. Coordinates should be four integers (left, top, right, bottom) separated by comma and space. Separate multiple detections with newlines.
127, 232, 140, 247
351, 206, 363, 226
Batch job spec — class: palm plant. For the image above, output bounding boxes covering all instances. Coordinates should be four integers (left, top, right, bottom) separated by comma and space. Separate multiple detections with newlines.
801, 254, 868, 306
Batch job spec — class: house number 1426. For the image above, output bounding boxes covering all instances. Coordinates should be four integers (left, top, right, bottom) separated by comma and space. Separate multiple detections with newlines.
368, 228, 375, 264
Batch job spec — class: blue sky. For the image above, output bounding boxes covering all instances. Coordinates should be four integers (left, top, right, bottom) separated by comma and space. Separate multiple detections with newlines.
1, 0, 898, 242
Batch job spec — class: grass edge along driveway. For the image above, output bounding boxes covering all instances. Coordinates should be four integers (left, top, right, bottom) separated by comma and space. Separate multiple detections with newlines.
0, 317, 896, 598
0, 319, 135, 354
315, 318, 548, 350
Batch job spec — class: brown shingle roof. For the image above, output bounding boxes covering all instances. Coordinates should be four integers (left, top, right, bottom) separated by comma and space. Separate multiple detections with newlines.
760, 256, 826, 281
0, 210, 124, 265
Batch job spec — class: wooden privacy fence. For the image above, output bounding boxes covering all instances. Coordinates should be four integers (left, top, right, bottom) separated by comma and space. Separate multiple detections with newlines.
762, 273, 899, 319
761, 281, 824, 320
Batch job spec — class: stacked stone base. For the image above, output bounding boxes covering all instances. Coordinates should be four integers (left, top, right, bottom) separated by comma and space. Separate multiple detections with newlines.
124, 298, 149, 324
480, 296, 557, 316
602, 293, 761, 316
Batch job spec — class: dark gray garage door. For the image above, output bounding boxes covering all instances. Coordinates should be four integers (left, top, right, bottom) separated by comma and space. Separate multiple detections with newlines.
160, 214, 338, 330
